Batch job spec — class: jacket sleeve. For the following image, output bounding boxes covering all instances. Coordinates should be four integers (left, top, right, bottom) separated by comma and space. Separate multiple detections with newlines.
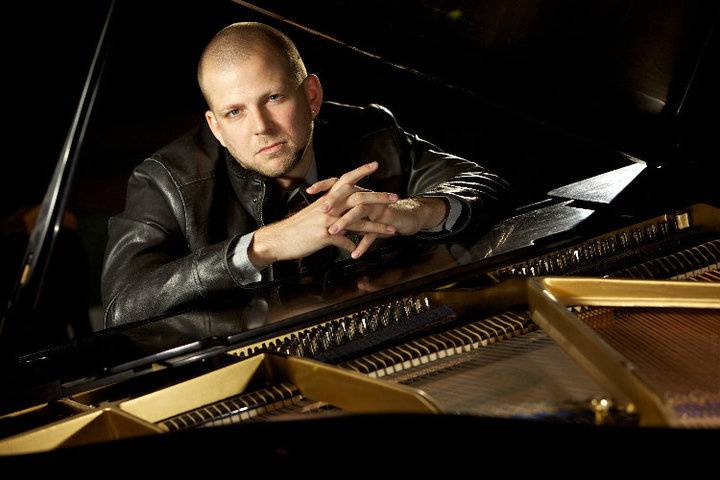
405, 130, 512, 238
101, 159, 256, 328
381, 107, 512, 239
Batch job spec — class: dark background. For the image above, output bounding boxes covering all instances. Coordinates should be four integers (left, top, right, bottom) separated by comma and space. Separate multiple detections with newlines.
1, 0, 717, 344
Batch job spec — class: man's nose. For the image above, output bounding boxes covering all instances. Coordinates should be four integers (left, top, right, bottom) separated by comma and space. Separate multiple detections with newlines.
251, 107, 273, 135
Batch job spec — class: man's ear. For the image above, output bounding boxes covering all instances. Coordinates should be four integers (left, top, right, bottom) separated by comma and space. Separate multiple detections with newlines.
205, 110, 226, 147
303, 74, 323, 117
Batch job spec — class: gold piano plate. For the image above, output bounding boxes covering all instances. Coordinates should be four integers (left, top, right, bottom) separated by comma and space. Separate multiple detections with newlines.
528, 277, 720, 427
0, 352, 439, 456
0, 408, 162, 455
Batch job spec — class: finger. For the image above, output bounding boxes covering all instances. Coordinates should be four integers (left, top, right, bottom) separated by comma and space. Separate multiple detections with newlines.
347, 191, 398, 208
335, 161, 378, 190
350, 219, 396, 235
328, 205, 372, 234
346, 218, 396, 236
332, 213, 396, 236
324, 184, 361, 214
352, 233, 378, 259
326, 234, 356, 254
306, 177, 338, 194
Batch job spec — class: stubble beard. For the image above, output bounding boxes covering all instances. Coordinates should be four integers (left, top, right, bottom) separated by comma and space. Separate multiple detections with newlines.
227, 142, 301, 178
230, 119, 314, 179
262, 146, 304, 178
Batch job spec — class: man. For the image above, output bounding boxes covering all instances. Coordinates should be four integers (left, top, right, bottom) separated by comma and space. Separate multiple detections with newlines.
101, 22, 510, 328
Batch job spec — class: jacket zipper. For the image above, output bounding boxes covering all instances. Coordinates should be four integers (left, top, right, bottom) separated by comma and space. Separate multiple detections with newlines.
258, 181, 266, 226
258, 180, 273, 281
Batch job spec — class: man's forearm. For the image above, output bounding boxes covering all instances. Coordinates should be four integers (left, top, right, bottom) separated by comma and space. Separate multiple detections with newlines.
103, 228, 253, 327
247, 225, 278, 269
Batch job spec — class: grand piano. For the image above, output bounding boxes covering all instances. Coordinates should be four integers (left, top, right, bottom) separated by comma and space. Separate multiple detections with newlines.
1, 0, 718, 460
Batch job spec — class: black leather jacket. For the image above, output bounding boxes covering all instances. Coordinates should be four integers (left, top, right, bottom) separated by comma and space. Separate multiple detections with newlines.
101, 102, 510, 328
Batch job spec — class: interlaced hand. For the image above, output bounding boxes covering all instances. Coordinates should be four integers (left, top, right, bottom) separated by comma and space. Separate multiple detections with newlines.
307, 161, 434, 258
249, 162, 399, 265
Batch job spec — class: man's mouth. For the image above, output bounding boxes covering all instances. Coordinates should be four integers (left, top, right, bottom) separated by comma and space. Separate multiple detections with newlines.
257, 141, 286, 155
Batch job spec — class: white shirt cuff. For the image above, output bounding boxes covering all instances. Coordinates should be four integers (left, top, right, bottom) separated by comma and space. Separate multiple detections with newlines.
230, 231, 264, 285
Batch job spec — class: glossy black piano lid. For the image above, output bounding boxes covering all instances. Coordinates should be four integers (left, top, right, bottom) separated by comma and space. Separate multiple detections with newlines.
234, 0, 717, 159
1, 1, 717, 381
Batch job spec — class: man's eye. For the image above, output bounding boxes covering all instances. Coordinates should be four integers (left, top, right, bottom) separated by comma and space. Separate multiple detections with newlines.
268, 94, 283, 102
227, 109, 241, 118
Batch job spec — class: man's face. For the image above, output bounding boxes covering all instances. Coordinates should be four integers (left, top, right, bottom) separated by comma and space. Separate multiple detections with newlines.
204, 51, 319, 178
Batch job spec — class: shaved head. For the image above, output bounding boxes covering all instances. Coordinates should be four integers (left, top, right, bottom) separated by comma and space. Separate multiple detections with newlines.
198, 22, 307, 109
198, 22, 323, 186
